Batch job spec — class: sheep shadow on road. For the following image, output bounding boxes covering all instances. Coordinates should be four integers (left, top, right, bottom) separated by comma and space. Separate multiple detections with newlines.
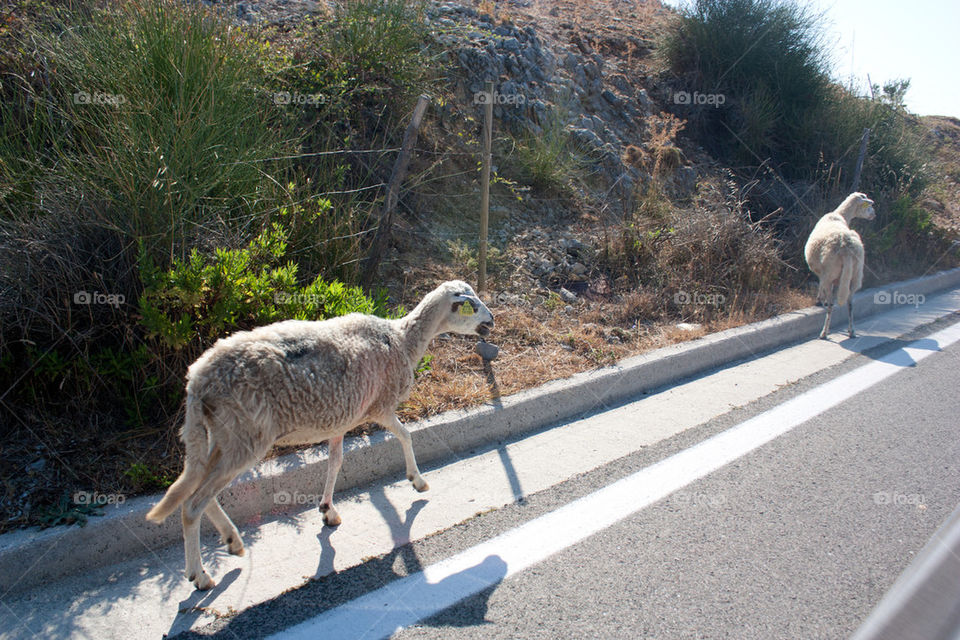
839, 335, 941, 367
167, 568, 242, 637
169, 525, 505, 639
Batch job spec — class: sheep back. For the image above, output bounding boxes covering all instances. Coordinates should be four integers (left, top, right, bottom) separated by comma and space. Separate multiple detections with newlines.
804, 214, 864, 276
185, 314, 413, 446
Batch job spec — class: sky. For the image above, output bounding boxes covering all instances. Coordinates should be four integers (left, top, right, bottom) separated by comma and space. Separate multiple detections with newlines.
660, 0, 960, 118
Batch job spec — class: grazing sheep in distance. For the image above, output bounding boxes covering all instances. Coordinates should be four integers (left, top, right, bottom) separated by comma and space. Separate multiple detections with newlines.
804, 192, 876, 339
146, 280, 495, 590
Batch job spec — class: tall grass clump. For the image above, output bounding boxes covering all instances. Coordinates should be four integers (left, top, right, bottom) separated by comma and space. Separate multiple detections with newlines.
1, 0, 293, 256
266, 0, 428, 154
260, 0, 430, 281
509, 106, 583, 194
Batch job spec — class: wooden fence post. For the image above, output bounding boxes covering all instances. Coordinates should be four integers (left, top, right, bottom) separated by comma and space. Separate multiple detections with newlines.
851, 127, 870, 192
361, 94, 430, 287
478, 80, 493, 296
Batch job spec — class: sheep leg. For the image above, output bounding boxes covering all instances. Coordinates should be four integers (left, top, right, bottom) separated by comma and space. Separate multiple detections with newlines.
385, 415, 429, 493
320, 435, 344, 527
204, 499, 244, 556
847, 298, 856, 338
182, 464, 244, 590
820, 303, 833, 340
816, 280, 831, 306
181, 508, 213, 591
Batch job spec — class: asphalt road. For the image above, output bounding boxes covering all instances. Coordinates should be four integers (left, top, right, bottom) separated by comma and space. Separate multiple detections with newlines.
176, 315, 960, 639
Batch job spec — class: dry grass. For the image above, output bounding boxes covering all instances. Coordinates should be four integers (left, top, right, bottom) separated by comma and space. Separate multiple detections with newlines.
394, 281, 812, 424
645, 112, 687, 176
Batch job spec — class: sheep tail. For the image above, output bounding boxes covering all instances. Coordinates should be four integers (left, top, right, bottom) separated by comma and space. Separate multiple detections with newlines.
836, 253, 856, 307
146, 394, 208, 523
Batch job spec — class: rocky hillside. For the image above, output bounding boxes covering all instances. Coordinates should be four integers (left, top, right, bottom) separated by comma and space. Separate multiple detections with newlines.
920, 116, 960, 235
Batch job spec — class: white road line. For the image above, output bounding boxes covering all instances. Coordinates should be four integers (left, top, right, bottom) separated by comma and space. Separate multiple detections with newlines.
271, 319, 960, 640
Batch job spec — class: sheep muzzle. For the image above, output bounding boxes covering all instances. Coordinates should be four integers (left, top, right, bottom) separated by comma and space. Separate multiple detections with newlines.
477, 320, 494, 337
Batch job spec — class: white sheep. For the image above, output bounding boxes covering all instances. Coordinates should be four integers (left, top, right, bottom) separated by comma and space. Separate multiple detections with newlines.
804, 192, 875, 339
146, 279, 494, 590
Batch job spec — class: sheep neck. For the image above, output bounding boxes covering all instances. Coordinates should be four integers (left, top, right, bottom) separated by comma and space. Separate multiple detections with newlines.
396, 293, 447, 368
835, 198, 863, 225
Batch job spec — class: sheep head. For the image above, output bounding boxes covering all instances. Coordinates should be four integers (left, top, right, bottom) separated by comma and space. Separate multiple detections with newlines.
438, 281, 495, 338
843, 192, 876, 222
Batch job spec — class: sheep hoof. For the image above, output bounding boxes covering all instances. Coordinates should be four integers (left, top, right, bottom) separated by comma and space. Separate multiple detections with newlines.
225, 536, 245, 556
192, 572, 216, 591
322, 509, 342, 527
413, 479, 430, 493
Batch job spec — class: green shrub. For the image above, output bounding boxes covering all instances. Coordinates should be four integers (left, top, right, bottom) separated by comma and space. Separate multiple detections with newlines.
139, 222, 390, 350
859, 194, 955, 276
661, 0, 830, 170
829, 90, 929, 198
660, 0, 927, 200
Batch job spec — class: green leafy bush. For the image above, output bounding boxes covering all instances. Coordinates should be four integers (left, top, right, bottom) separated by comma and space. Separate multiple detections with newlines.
139, 223, 391, 350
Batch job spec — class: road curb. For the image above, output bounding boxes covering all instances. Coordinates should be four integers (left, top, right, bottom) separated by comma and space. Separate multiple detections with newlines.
2, 267, 959, 595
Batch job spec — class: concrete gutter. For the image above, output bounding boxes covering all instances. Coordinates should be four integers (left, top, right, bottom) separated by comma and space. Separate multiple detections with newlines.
2, 267, 959, 595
